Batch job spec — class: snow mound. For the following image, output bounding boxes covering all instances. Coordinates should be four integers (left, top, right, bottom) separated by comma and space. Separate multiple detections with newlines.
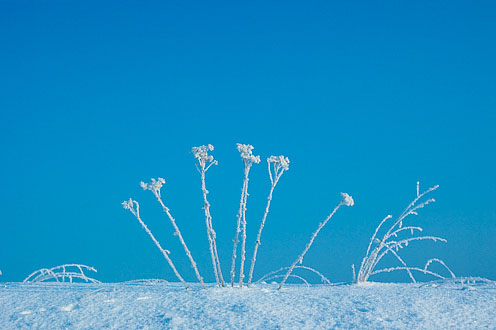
1, 281, 495, 329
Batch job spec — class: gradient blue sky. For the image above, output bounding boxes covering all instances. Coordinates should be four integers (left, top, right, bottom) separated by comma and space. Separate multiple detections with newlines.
1, 1, 495, 283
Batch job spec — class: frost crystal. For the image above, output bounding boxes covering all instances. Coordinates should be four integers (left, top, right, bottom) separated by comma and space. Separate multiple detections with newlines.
268, 155, 290, 171
192, 144, 215, 163
341, 193, 354, 207
140, 178, 165, 198
237, 143, 261, 164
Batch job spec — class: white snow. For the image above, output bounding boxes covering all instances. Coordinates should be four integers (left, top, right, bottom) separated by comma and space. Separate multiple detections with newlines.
1, 278, 495, 329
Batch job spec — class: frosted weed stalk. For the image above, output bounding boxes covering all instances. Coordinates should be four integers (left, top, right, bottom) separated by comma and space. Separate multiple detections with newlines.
356, 182, 455, 284
231, 143, 260, 287
122, 198, 189, 289
140, 178, 205, 288
192, 144, 224, 287
278, 192, 354, 290
247, 155, 289, 286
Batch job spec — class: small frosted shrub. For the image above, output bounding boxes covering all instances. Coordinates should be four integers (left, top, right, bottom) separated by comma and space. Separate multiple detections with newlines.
247, 155, 290, 286
230, 143, 260, 287
278, 192, 354, 290
122, 198, 189, 289
192, 144, 224, 287
24, 264, 100, 283
356, 183, 455, 284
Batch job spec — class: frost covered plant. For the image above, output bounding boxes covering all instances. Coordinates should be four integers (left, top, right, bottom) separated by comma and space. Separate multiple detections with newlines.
278, 193, 354, 290
247, 155, 290, 286
24, 264, 100, 283
140, 179, 204, 288
356, 183, 455, 284
192, 144, 224, 287
257, 265, 330, 285
231, 143, 261, 287
122, 198, 189, 289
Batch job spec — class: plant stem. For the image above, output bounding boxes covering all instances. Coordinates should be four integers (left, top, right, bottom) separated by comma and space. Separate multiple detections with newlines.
200, 167, 224, 287
278, 201, 343, 290
248, 169, 281, 286
129, 202, 189, 289
156, 198, 204, 288
231, 167, 249, 287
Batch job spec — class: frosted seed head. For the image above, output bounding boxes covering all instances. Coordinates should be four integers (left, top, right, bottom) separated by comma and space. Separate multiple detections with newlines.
268, 155, 290, 170
122, 198, 134, 210
141, 178, 165, 197
341, 192, 354, 207
236, 143, 260, 164
192, 144, 215, 163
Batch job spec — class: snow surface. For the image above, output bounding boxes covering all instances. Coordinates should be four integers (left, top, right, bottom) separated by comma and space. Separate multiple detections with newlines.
1, 278, 495, 329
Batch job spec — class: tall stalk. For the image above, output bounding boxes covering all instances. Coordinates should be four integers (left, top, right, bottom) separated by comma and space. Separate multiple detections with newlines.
192, 144, 224, 287
231, 143, 260, 287
248, 156, 289, 286
140, 178, 205, 288
278, 193, 354, 290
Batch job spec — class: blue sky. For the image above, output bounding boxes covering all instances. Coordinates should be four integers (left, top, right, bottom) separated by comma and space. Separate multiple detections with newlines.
0, 1, 495, 283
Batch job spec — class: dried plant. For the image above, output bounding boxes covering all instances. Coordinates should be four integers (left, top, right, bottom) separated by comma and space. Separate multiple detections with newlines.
140, 178, 205, 288
257, 265, 331, 285
230, 143, 260, 287
23, 264, 100, 283
278, 193, 354, 290
192, 144, 224, 287
356, 183, 455, 283
122, 198, 189, 289
247, 155, 290, 286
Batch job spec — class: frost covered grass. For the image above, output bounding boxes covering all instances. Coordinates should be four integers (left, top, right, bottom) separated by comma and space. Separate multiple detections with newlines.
2, 280, 496, 329
23, 264, 100, 284
356, 183, 454, 284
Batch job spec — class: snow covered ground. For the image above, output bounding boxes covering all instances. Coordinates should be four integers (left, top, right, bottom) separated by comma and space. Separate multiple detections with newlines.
1, 278, 495, 329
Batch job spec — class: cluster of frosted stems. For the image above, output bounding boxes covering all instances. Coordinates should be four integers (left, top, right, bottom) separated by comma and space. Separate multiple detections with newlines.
121, 143, 364, 289
355, 184, 453, 284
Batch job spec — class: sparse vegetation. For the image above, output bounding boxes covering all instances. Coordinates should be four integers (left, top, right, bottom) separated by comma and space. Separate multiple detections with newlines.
356, 183, 455, 284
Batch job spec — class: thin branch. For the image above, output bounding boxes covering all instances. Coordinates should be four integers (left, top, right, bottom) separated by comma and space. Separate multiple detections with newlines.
122, 199, 189, 289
